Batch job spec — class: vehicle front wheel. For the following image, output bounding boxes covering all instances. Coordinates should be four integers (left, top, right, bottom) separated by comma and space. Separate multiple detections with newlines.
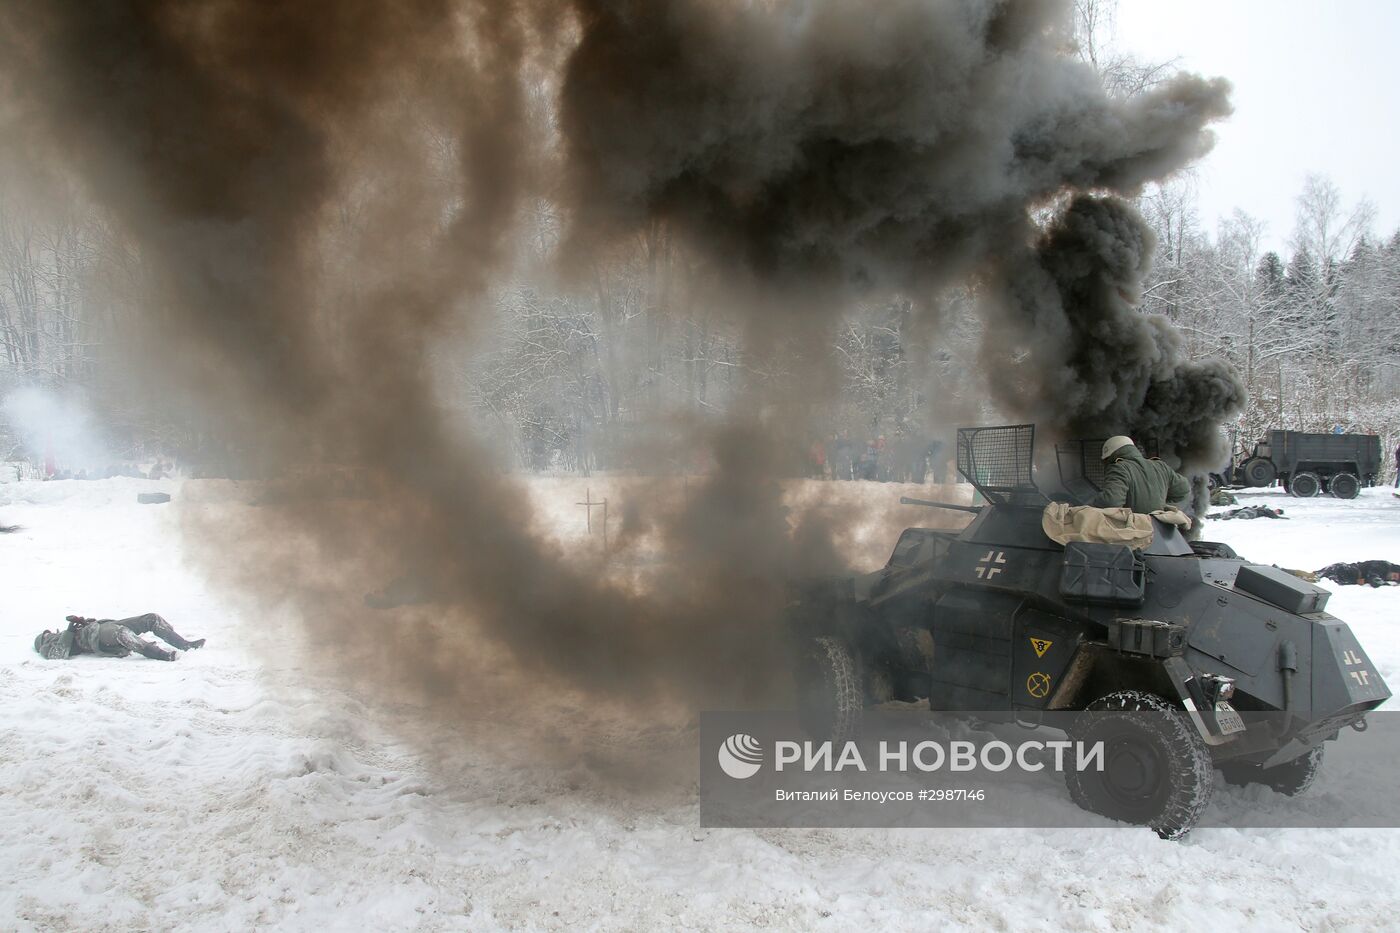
796, 636, 863, 743
1066, 691, 1213, 839
1289, 471, 1322, 497
1220, 745, 1323, 796
1242, 457, 1277, 488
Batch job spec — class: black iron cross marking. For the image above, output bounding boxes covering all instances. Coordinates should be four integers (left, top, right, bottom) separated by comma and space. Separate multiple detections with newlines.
974, 550, 1007, 579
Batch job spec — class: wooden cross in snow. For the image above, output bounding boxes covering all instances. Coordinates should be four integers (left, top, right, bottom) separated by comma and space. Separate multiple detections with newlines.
577, 487, 609, 551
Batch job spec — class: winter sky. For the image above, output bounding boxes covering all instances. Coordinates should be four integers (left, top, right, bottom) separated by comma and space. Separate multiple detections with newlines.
1116, 0, 1400, 255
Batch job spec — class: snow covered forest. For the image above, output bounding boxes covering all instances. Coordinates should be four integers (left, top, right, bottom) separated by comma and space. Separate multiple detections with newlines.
4, 159, 1396, 477
1, 2, 1397, 475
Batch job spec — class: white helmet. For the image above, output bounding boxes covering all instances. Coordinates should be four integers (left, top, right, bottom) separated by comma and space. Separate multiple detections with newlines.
1102, 436, 1134, 460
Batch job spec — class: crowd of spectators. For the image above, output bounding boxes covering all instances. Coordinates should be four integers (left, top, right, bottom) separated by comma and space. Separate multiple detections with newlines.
807, 433, 952, 484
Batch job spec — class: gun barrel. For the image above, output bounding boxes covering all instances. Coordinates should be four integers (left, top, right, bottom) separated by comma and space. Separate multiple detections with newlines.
899, 496, 982, 514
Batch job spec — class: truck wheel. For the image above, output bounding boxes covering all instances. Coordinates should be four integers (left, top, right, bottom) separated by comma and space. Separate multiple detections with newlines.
1242, 458, 1277, 488
1289, 471, 1321, 498
1329, 472, 1360, 500
1220, 745, 1323, 796
1066, 691, 1213, 840
796, 636, 862, 743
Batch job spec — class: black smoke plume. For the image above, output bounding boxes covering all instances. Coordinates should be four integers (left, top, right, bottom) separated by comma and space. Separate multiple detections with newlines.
560, 1, 1231, 296
989, 195, 1245, 470
0, 0, 1238, 725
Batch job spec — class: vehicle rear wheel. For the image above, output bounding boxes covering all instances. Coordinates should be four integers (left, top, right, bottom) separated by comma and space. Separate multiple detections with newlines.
1329, 472, 1360, 500
1242, 457, 1277, 488
1289, 471, 1322, 498
796, 636, 862, 743
1220, 745, 1323, 796
1066, 691, 1213, 839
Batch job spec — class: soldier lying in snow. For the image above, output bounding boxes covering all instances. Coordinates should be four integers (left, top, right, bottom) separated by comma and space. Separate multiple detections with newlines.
33, 613, 205, 661
1213, 505, 1287, 520
1316, 561, 1400, 588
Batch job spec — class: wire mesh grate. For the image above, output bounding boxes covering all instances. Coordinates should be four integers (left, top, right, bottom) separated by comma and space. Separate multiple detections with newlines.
957, 425, 1036, 502
1057, 438, 1175, 504
1054, 440, 1108, 490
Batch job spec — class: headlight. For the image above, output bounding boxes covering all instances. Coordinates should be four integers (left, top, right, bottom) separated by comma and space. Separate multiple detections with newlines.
1202, 673, 1235, 702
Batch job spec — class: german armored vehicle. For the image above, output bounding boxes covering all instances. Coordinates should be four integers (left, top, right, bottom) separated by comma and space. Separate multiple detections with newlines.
1236, 429, 1381, 498
791, 425, 1390, 837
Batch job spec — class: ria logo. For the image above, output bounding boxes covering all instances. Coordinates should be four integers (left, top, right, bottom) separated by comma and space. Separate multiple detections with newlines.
717, 733, 764, 779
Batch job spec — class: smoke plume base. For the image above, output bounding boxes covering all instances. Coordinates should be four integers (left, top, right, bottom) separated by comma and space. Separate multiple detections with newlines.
0, 0, 1239, 738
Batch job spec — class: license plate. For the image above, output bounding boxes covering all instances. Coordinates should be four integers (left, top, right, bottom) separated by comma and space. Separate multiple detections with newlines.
1214, 701, 1245, 735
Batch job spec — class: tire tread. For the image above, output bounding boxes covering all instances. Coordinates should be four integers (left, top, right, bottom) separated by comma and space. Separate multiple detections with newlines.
1066, 691, 1213, 839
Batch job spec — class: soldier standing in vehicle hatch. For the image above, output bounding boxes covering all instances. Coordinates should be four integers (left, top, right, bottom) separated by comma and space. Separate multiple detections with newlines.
1091, 436, 1191, 514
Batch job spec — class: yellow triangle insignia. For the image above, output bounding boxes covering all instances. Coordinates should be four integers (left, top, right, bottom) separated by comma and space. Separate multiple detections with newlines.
1030, 637, 1053, 658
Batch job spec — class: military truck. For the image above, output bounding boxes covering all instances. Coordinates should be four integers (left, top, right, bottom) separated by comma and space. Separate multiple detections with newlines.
1236, 430, 1381, 498
790, 425, 1390, 837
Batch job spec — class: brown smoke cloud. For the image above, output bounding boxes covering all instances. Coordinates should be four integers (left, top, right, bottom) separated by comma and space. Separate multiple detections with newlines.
0, 1, 1237, 736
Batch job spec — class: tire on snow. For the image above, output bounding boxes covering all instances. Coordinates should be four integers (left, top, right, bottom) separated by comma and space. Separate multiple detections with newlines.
1329, 471, 1361, 500
1220, 745, 1324, 796
1289, 471, 1322, 498
1066, 691, 1213, 840
796, 636, 862, 743
1242, 457, 1277, 488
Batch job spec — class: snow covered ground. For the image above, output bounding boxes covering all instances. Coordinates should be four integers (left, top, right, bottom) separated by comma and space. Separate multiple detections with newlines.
2, 477, 1400, 931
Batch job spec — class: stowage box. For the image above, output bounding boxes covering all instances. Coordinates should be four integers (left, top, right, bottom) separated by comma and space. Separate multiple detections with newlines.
1233, 563, 1330, 614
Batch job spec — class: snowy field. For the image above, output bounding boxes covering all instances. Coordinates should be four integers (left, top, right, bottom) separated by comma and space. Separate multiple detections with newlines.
2, 477, 1400, 931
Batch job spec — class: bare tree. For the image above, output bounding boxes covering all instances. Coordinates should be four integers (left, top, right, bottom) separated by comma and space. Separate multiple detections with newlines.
1072, 0, 1179, 99
1292, 173, 1376, 270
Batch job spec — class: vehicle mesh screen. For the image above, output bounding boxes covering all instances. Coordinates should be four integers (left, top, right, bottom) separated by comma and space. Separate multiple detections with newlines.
957, 425, 1036, 501
1057, 438, 1162, 490
1057, 440, 1107, 491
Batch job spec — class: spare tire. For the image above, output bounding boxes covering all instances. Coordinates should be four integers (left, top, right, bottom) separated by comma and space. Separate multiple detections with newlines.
1191, 541, 1238, 560
1242, 458, 1277, 488
1330, 472, 1360, 500
1289, 471, 1321, 498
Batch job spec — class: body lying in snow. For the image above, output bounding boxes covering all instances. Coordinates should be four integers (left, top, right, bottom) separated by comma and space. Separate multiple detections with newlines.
34, 613, 205, 661
1316, 562, 1400, 588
